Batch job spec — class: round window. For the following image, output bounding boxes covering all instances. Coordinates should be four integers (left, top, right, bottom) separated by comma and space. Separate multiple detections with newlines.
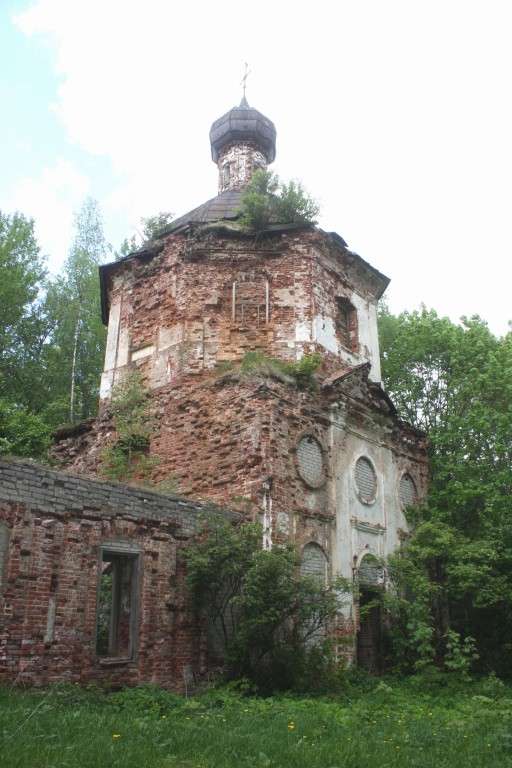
354, 456, 377, 503
399, 473, 417, 508
296, 435, 325, 488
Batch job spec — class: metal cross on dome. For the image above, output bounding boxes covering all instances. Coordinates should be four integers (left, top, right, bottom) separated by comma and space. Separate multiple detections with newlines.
240, 63, 251, 99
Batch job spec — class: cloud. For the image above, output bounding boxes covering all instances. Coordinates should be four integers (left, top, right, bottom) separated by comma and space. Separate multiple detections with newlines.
10, 157, 90, 270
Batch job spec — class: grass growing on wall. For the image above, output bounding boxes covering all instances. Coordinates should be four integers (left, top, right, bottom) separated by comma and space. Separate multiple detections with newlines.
1, 676, 512, 767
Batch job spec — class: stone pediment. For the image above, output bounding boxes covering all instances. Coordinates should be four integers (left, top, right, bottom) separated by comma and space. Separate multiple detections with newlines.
322, 363, 397, 416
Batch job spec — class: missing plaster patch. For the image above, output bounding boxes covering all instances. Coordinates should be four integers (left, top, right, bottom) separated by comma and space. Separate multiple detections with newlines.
130, 344, 155, 362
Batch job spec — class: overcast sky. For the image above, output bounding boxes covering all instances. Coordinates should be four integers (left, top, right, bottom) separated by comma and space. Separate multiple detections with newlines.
1, 0, 511, 336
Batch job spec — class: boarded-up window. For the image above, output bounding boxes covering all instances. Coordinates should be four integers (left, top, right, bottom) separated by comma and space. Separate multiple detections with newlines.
301, 543, 328, 646
301, 542, 327, 584
399, 473, 417, 508
95, 542, 142, 660
297, 435, 325, 487
355, 457, 377, 503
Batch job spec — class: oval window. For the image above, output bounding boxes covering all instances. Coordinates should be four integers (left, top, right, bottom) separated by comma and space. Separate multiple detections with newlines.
354, 456, 377, 503
296, 435, 325, 488
399, 473, 417, 508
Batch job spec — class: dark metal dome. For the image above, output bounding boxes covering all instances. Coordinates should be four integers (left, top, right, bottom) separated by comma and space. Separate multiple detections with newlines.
209, 99, 277, 163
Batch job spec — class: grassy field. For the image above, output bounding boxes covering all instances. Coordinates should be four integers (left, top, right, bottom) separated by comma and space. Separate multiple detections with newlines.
1, 675, 511, 767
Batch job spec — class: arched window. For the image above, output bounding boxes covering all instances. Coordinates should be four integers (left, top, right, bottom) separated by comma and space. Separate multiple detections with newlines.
301, 542, 327, 584
301, 543, 328, 646
399, 473, 418, 509
357, 554, 383, 674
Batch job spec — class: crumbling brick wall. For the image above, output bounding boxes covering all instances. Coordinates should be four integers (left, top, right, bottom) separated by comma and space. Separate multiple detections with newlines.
0, 458, 240, 689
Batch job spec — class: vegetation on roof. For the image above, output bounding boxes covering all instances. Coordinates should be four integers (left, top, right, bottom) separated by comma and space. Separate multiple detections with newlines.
237, 170, 321, 232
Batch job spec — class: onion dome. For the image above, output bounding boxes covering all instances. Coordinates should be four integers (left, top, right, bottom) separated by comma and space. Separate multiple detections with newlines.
209, 98, 277, 164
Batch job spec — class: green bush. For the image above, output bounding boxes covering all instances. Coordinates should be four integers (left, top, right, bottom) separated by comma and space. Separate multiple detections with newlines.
99, 370, 159, 482
184, 518, 350, 693
237, 170, 320, 232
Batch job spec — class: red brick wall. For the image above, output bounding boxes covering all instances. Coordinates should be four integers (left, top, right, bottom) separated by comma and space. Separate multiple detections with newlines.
0, 460, 240, 689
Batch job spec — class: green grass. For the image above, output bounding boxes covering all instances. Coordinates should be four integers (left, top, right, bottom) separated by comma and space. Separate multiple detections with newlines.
1, 676, 511, 767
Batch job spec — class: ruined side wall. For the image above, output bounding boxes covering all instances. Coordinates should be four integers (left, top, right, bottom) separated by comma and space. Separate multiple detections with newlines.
0, 459, 239, 689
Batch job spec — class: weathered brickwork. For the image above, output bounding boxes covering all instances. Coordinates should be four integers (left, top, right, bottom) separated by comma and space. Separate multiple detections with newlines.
1, 100, 430, 681
98, 226, 386, 404
0, 459, 240, 689
217, 142, 268, 192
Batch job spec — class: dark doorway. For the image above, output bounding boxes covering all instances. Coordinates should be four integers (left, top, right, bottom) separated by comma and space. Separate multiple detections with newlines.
357, 586, 383, 675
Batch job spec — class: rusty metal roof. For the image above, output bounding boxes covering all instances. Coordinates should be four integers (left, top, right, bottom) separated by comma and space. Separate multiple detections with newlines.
167, 189, 243, 232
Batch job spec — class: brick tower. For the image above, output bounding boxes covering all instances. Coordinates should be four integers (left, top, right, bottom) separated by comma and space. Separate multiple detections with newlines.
54, 98, 428, 671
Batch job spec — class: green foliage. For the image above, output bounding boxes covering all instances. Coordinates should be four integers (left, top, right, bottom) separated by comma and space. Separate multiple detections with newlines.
140, 211, 174, 241
114, 211, 174, 259
184, 518, 350, 693
281, 353, 323, 390
3, 679, 512, 767
0, 400, 51, 458
100, 370, 159, 482
237, 170, 320, 232
240, 351, 322, 391
443, 630, 479, 677
42, 198, 109, 426
106, 685, 182, 716
379, 305, 512, 674
0, 210, 50, 409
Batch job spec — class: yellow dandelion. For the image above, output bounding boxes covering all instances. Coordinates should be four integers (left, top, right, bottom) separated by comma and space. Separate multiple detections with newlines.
161, 715, 167, 719
288, 724, 295, 730
112, 734, 121, 739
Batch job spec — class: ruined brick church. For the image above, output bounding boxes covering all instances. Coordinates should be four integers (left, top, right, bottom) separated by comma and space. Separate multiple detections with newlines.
0, 98, 428, 688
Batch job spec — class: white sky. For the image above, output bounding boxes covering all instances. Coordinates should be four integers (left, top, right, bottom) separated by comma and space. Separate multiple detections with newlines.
1, 0, 511, 336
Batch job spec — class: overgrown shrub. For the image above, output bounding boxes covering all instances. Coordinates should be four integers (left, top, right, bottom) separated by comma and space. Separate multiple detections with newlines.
184, 518, 350, 693
240, 351, 322, 391
99, 370, 159, 482
237, 170, 320, 232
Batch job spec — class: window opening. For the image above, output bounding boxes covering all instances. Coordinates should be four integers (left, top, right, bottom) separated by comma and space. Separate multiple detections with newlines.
232, 280, 269, 325
301, 543, 328, 646
357, 555, 383, 674
336, 298, 357, 350
222, 163, 231, 186
355, 456, 377, 503
399, 473, 417, 509
95, 546, 141, 660
296, 435, 325, 488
